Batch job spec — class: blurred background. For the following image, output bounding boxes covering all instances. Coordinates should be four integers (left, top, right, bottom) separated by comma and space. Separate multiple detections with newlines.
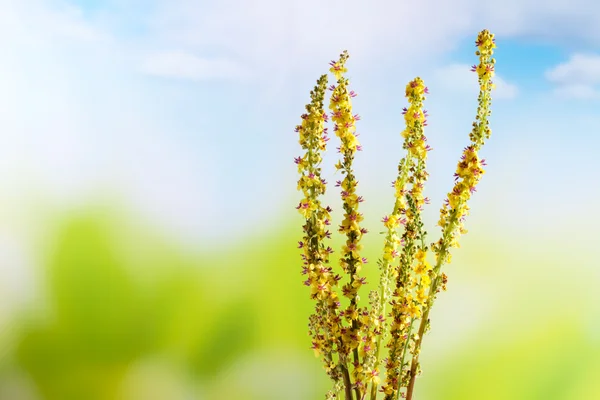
1, 0, 600, 399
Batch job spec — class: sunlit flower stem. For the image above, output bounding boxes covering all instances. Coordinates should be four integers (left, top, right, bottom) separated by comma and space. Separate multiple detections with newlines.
405, 29, 496, 400
296, 74, 357, 399
295, 29, 496, 400
370, 76, 431, 400
329, 50, 369, 400
368, 155, 412, 400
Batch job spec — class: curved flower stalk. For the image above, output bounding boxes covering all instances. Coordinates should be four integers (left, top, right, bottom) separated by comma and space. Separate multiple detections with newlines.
404, 30, 497, 400
294, 29, 496, 400
296, 75, 350, 396
379, 78, 432, 400
329, 51, 372, 399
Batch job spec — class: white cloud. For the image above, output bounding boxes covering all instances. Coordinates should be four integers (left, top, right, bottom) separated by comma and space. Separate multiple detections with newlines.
545, 53, 600, 99
145, 0, 477, 77
0, 0, 110, 44
431, 63, 518, 100
545, 54, 600, 85
552, 84, 600, 99
140, 50, 248, 80
476, 0, 600, 46
140, 0, 600, 81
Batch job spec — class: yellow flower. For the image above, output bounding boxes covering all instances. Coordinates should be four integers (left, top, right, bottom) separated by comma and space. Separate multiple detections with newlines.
329, 61, 348, 80
414, 262, 426, 275
366, 368, 380, 384
296, 198, 317, 218
311, 278, 331, 300
383, 246, 399, 261
382, 384, 394, 395
407, 302, 421, 318
343, 241, 364, 258
416, 288, 428, 305
383, 214, 399, 229
405, 77, 428, 99
476, 29, 496, 55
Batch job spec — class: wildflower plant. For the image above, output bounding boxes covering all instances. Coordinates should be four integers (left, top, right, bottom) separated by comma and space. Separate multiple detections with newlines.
295, 30, 497, 400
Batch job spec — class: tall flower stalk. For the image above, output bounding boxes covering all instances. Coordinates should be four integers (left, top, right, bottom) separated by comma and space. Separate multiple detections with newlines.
294, 29, 497, 400
296, 75, 352, 399
404, 29, 496, 400
329, 51, 373, 400
379, 77, 432, 400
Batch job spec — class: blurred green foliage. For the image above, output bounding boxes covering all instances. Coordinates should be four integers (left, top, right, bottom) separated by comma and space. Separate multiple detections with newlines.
0, 208, 598, 399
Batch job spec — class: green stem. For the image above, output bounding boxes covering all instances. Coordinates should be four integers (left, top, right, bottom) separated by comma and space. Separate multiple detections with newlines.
340, 150, 362, 400
396, 230, 425, 400
370, 161, 413, 400
396, 318, 415, 400
404, 306, 429, 400
341, 362, 355, 400
352, 334, 361, 400
405, 209, 455, 400
369, 280, 388, 400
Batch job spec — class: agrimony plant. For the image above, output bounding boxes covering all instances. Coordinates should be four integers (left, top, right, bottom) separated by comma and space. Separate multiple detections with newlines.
295, 30, 497, 400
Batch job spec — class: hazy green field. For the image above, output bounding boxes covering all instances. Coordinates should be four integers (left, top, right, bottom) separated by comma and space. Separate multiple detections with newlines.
0, 205, 598, 400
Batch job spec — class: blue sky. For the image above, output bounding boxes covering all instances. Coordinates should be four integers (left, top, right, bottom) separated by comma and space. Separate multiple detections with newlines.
0, 0, 599, 250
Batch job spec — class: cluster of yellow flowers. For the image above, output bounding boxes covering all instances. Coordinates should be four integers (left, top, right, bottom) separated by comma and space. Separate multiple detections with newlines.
295, 30, 496, 400
329, 51, 376, 398
404, 30, 496, 400
295, 75, 335, 301
295, 75, 346, 384
435, 29, 495, 265
378, 77, 433, 399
